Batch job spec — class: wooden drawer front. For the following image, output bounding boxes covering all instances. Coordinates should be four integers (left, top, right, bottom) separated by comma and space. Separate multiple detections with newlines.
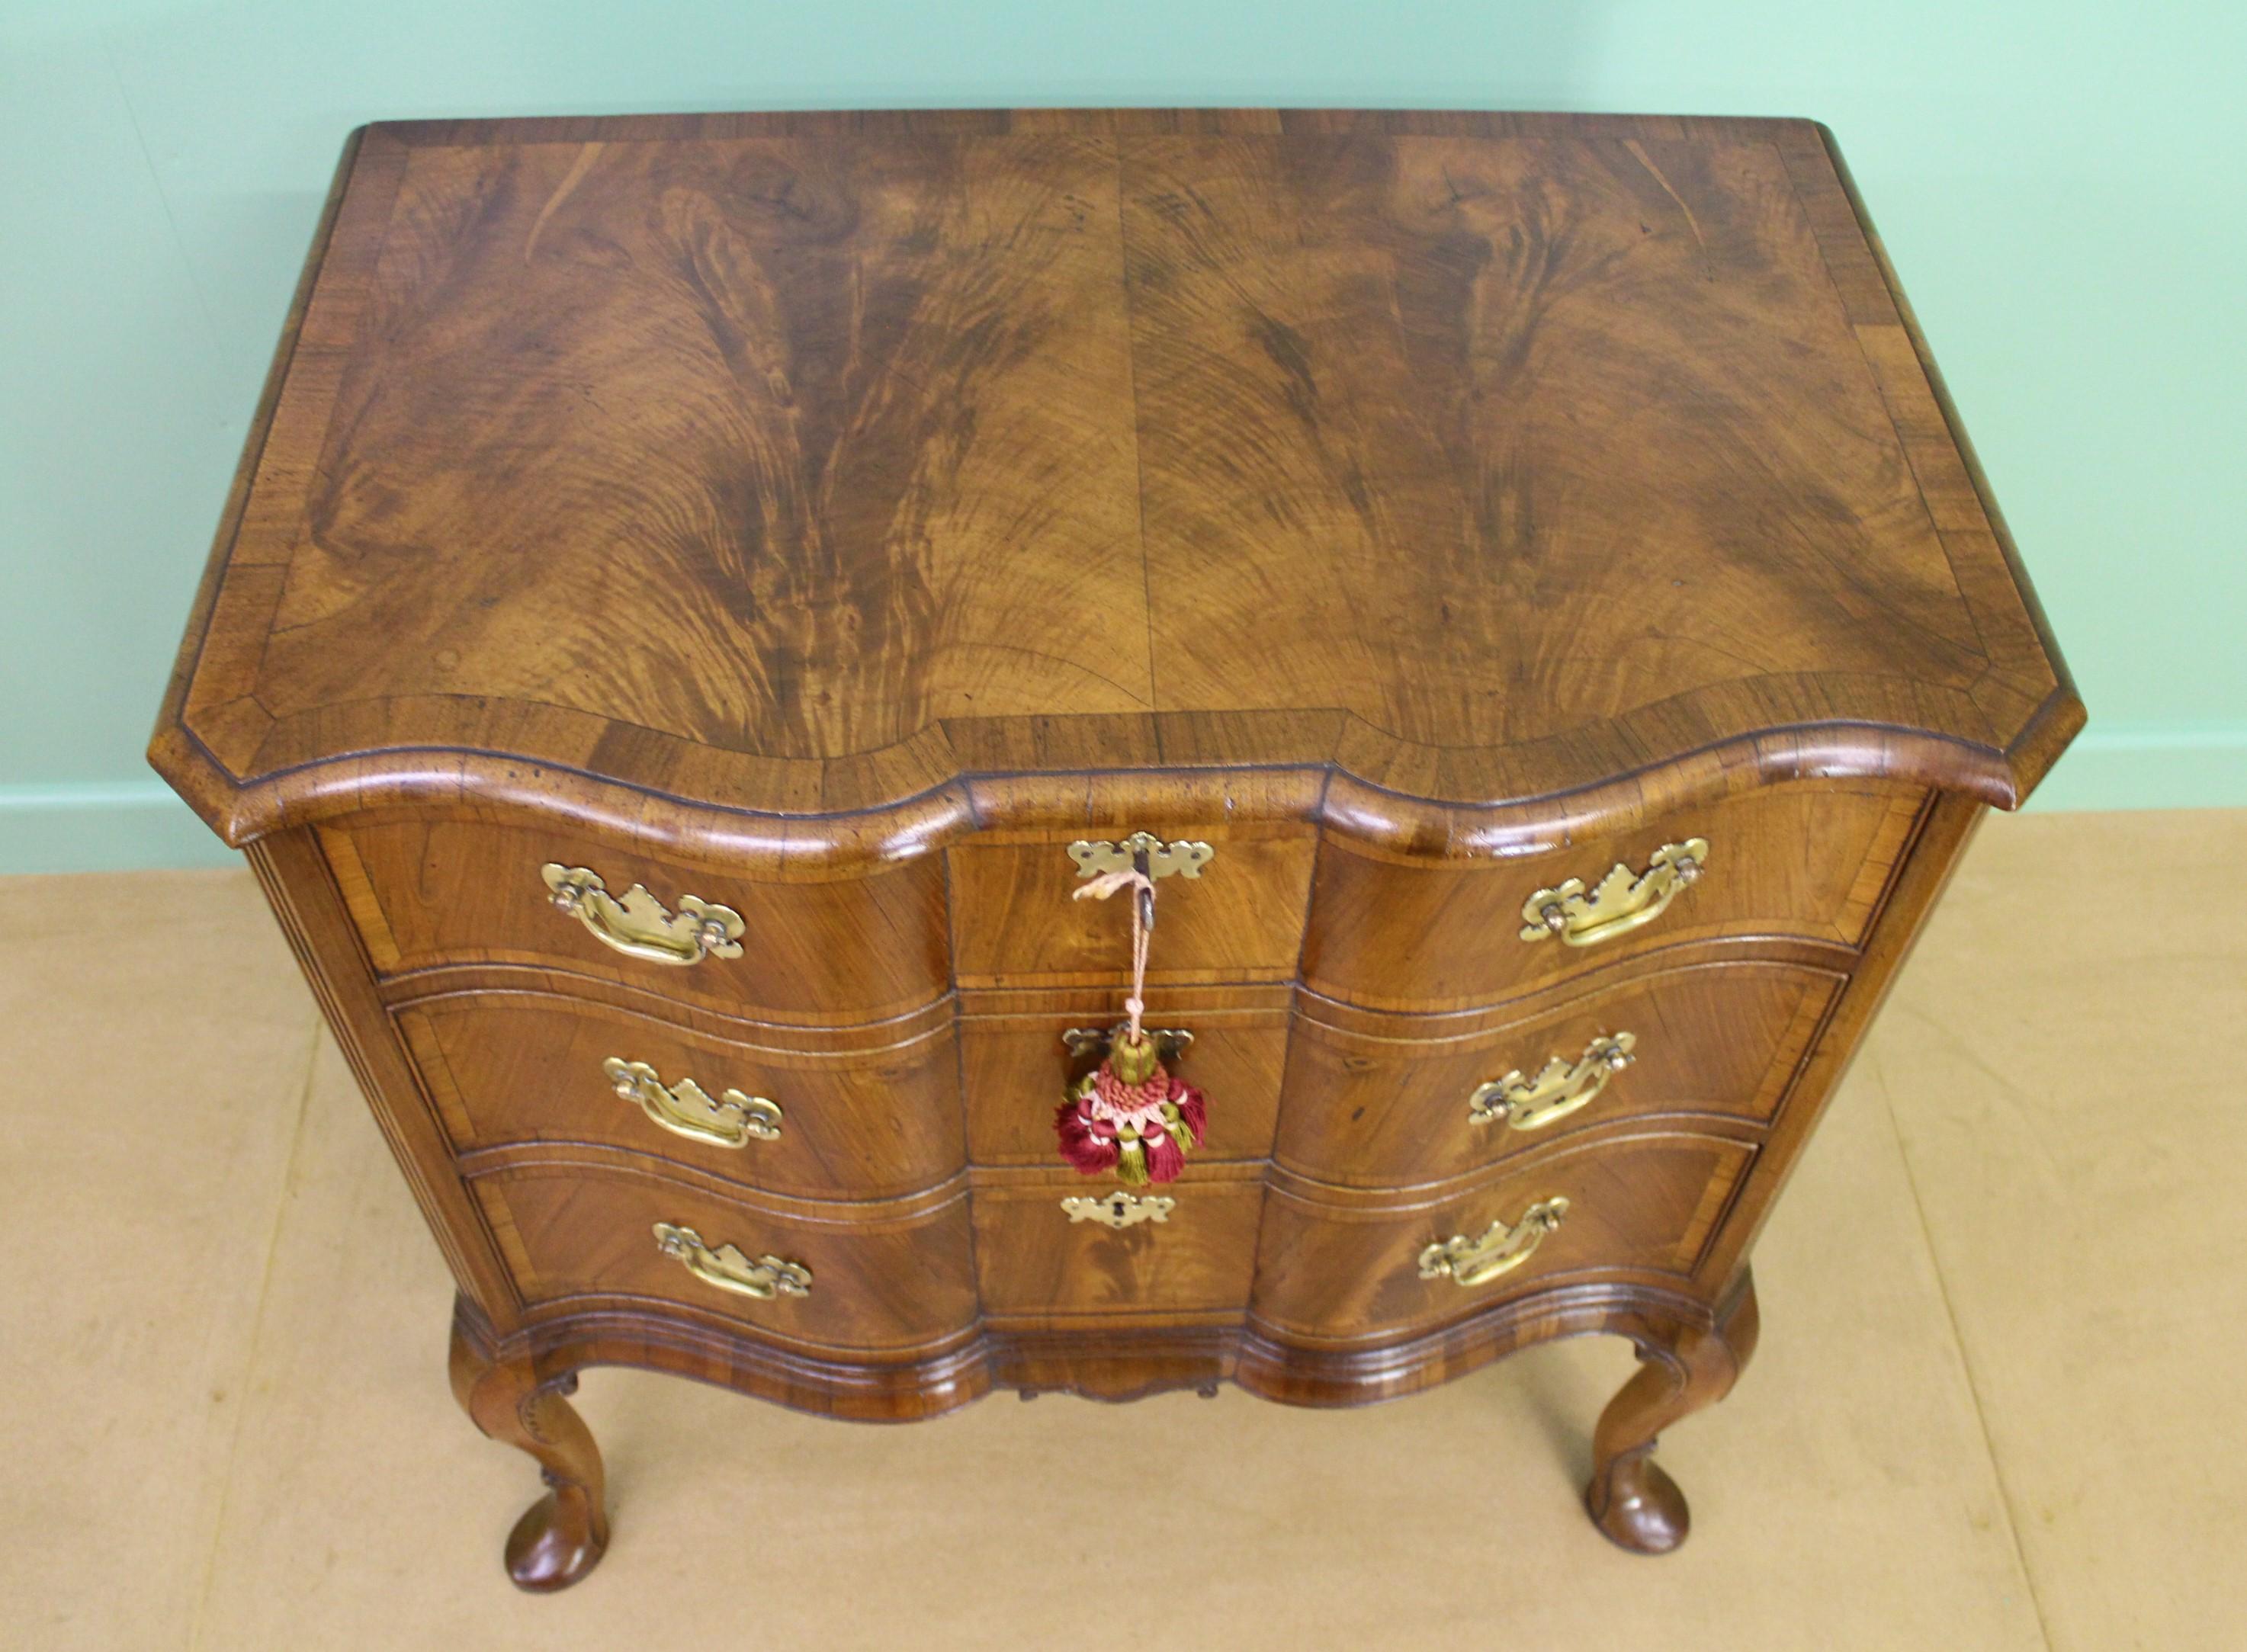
471, 1155, 977, 1356
958, 985, 1287, 1165
971, 1168, 1264, 1320
1302, 781, 1924, 1011
399, 992, 962, 1202
1250, 1131, 1754, 1343
948, 826, 1317, 986
322, 816, 948, 1022
1275, 961, 1839, 1187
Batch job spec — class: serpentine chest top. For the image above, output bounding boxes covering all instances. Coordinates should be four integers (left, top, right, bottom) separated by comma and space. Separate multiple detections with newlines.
151, 108, 2080, 1589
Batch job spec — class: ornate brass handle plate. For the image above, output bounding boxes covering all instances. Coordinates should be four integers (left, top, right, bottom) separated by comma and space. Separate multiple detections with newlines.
651, 1222, 811, 1300
603, 1057, 781, 1149
1061, 1022, 1195, 1063
1067, 832, 1214, 883
1519, 839, 1708, 948
1418, 1197, 1570, 1288
1061, 1191, 1174, 1229
1067, 832, 1213, 932
1468, 1033, 1636, 1131
540, 864, 745, 967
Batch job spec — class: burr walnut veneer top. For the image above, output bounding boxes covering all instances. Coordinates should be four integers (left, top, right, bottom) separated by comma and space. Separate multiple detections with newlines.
153, 109, 2078, 861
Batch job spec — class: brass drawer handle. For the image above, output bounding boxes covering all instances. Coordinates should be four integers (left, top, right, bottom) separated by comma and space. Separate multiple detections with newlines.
1468, 1033, 1635, 1131
1418, 1198, 1570, 1288
604, 1057, 781, 1148
1519, 839, 1708, 947
1061, 1191, 1174, 1229
652, 1222, 810, 1300
540, 864, 744, 967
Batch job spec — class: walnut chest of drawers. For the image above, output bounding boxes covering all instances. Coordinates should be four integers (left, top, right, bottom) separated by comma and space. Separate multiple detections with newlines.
150, 107, 2082, 1590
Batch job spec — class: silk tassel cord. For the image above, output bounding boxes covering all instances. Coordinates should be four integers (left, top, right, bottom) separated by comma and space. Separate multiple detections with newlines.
1056, 865, 1208, 1185
1071, 867, 1154, 1041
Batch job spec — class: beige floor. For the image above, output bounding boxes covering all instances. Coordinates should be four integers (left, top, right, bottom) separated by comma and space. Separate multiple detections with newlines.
3, 810, 2239, 1650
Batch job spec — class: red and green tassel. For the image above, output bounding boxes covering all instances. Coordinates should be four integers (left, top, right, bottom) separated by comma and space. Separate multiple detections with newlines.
1055, 1030, 1209, 1186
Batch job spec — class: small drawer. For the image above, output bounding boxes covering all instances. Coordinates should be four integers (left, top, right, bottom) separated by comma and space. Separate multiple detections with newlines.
320, 813, 948, 1023
398, 990, 964, 1202
958, 985, 1287, 1166
1250, 1129, 1754, 1343
971, 1166, 1265, 1320
1301, 780, 1924, 1011
947, 825, 1317, 986
469, 1150, 977, 1356
1275, 960, 1840, 1187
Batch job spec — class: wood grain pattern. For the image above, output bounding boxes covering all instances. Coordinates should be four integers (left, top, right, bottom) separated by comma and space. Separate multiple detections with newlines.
1279, 958, 1841, 1187
1302, 778, 1923, 1010
397, 988, 962, 1201
152, 111, 2081, 863
1123, 135, 1979, 747
323, 813, 949, 1023
949, 826, 1317, 985
469, 1147, 977, 1356
971, 1164, 1266, 1323
1250, 1128, 1756, 1342
146, 109, 2085, 1584
263, 133, 1150, 762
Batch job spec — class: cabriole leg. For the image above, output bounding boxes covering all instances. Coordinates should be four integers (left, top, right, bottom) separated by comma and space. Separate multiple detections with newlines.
1586, 1272, 1761, 1554
448, 1310, 609, 1591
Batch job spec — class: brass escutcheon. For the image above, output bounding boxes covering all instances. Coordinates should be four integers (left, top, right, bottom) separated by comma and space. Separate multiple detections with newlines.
1066, 832, 1215, 883
1061, 1191, 1174, 1229
1061, 1022, 1195, 1063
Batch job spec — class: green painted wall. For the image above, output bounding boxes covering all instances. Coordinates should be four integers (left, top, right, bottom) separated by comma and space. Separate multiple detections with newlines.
3, 2, 2239, 872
